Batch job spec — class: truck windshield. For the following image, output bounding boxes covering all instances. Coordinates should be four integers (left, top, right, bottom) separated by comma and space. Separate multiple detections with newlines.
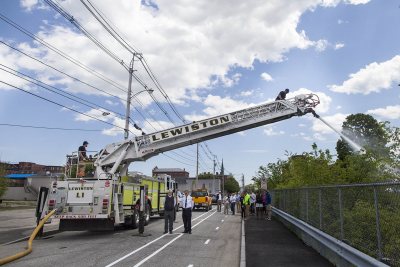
192, 191, 207, 197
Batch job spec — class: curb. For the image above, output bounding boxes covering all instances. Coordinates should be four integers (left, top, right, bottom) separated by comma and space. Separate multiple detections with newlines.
240, 218, 246, 267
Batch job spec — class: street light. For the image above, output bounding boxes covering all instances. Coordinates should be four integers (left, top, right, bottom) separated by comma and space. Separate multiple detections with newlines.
124, 88, 154, 140
131, 88, 154, 99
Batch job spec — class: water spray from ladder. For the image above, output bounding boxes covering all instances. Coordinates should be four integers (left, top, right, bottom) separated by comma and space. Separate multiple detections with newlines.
311, 111, 365, 154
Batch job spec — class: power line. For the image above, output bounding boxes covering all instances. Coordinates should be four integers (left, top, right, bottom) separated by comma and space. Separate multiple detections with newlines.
7, 2, 213, 165
0, 40, 157, 135
0, 123, 114, 132
162, 153, 196, 167
0, 80, 131, 133
0, 12, 128, 93
0, 64, 125, 119
0, 40, 127, 103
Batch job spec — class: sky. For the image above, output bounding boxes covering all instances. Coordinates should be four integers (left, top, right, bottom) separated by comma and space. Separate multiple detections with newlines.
0, 0, 399, 185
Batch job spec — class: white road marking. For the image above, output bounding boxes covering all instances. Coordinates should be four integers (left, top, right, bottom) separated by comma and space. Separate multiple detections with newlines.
215, 227, 219, 230
133, 234, 183, 267
105, 211, 212, 267
132, 211, 217, 267
204, 239, 210, 245
221, 219, 224, 222
188, 265, 194, 267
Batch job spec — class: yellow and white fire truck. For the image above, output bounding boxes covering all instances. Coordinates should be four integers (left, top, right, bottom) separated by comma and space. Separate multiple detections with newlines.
42, 94, 319, 230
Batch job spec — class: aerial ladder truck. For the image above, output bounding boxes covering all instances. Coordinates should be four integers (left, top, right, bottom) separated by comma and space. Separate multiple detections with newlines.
42, 94, 320, 231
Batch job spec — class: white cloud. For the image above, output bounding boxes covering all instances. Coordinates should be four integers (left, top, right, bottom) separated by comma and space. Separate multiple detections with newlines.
240, 90, 254, 97
184, 94, 254, 121
311, 113, 348, 134
329, 55, 400, 95
337, 19, 348, 24
345, 0, 371, 4
263, 126, 285, 136
106, 100, 119, 106
142, 119, 175, 134
313, 133, 327, 141
20, 0, 38, 11
260, 72, 273, 81
334, 43, 345, 50
8, 0, 327, 101
102, 117, 125, 136
5, 0, 370, 120
336, 105, 342, 110
367, 105, 400, 120
288, 87, 332, 113
321, 0, 370, 6
314, 39, 329, 52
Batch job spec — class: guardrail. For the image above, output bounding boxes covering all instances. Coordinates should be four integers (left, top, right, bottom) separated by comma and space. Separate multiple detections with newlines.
271, 182, 400, 266
273, 207, 389, 267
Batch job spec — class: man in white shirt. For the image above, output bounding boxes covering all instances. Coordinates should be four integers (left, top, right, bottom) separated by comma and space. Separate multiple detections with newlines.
250, 191, 256, 215
230, 193, 237, 215
180, 190, 194, 234
217, 191, 222, 212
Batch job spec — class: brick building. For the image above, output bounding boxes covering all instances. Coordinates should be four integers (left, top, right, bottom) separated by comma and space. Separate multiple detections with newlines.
1, 161, 64, 175
152, 166, 189, 179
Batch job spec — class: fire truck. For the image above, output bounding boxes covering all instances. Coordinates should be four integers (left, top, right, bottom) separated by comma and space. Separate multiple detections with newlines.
42, 94, 319, 230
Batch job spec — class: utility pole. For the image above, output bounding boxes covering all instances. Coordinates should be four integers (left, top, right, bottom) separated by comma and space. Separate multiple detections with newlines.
196, 143, 199, 189
221, 159, 224, 198
213, 155, 216, 194
242, 173, 245, 191
124, 55, 135, 140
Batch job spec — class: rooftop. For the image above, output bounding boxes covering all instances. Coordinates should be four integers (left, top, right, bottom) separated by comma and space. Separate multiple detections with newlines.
153, 168, 188, 173
5, 174, 36, 179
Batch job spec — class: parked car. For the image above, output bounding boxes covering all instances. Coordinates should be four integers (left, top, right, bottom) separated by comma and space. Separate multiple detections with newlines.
192, 189, 212, 211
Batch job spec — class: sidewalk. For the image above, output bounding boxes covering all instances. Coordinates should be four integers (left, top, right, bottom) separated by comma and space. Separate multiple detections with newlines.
245, 215, 332, 267
0, 208, 59, 245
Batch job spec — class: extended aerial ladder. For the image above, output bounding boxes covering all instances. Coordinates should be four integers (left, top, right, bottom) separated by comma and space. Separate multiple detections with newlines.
41, 93, 319, 231
94, 94, 320, 178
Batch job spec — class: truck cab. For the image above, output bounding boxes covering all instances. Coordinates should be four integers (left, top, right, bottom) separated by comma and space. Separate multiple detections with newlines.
192, 189, 212, 211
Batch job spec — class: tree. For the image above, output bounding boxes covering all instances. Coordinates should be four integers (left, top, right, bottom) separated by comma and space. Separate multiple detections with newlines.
224, 176, 240, 193
336, 114, 389, 160
0, 163, 8, 198
197, 173, 215, 179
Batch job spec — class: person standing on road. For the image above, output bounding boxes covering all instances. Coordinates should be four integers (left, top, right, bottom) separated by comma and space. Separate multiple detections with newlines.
217, 191, 222, 212
223, 194, 230, 215
236, 192, 241, 213
180, 190, 193, 234
230, 193, 236, 215
240, 192, 246, 219
250, 191, 256, 215
164, 190, 175, 234
266, 190, 272, 221
173, 189, 181, 222
244, 191, 251, 220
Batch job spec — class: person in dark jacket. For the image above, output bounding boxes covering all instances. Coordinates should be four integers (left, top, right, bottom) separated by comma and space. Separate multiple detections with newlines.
164, 190, 175, 234
275, 88, 289, 101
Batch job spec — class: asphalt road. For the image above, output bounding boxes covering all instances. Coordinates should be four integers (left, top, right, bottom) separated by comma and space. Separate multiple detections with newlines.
0, 208, 241, 267
0, 209, 37, 244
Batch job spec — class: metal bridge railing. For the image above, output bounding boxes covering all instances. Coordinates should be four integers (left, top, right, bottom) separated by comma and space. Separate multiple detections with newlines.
271, 182, 400, 267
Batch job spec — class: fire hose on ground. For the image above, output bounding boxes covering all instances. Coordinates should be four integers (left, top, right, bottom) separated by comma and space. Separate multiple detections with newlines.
0, 209, 57, 266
